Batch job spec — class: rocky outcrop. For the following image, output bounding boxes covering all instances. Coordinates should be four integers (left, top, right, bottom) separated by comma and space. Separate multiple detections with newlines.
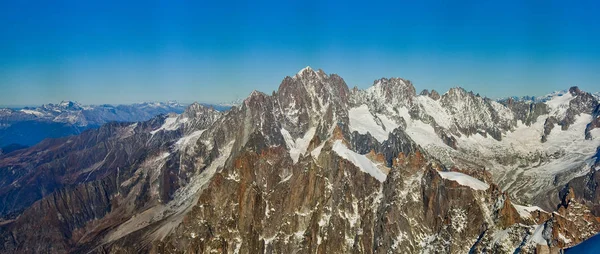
429, 90, 441, 100
440, 88, 514, 141
585, 105, 600, 140
500, 98, 549, 126
541, 116, 558, 143
556, 87, 599, 131
419, 89, 441, 101
561, 169, 600, 216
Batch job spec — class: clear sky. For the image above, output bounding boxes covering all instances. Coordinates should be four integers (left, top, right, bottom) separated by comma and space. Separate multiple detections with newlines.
1, 0, 599, 105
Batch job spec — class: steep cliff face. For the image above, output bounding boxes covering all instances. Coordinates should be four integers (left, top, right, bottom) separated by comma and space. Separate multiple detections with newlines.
0, 68, 599, 253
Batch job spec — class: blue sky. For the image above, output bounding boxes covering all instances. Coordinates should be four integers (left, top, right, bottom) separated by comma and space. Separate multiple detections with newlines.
1, 0, 599, 105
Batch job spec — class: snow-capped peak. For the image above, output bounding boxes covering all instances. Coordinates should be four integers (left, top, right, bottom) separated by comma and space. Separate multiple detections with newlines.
57, 100, 82, 110
540, 89, 569, 101
297, 66, 314, 76
293, 66, 329, 82
59, 100, 74, 107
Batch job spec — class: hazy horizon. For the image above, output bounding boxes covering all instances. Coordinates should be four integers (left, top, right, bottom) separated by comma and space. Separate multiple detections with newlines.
1, 68, 597, 109
1, 65, 600, 108
2, 0, 599, 105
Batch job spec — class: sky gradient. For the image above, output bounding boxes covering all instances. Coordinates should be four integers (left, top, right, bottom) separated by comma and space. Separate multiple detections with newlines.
1, 0, 599, 105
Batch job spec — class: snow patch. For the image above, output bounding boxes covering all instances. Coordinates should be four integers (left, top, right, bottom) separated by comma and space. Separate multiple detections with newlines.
348, 104, 394, 142
281, 127, 316, 163
151, 115, 184, 134
513, 204, 546, 219
559, 233, 572, 244
175, 130, 206, 150
416, 95, 453, 129
310, 142, 325, 159
19, 109, 44, 117
491, 229, 511, 244
331, 140, 387, 182
530, 224, 548, 245
438, 171, 489, 190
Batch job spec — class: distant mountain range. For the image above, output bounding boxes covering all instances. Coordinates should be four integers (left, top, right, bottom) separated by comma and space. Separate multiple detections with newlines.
498, 90, 600, 103
217, 97, 245, 107
0, 101, 189, 150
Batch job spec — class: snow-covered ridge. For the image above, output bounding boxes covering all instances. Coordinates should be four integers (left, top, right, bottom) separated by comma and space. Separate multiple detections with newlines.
297, 66, 314, 76
19, 109, 45, 117
545, 92, 575, 118
331, 140, 387, 182
150, 114, 187, 135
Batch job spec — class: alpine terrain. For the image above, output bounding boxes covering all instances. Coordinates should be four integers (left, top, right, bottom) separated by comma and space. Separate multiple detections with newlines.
1, 67, 599, 253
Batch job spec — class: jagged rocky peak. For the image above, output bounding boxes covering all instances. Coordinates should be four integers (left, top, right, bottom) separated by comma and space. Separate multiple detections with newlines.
285, 66, 349, 98
443, 86, 469, 98
441, 87, 500, 110
239, 90, 276, 131
366, 77, 416, 106
438, 87, 516, 140
567, 86, 598, 115
277, 67, 350, 123
540, 86, 599, 134
440, 87, 479, 111
179, 102, 223, 134
294, 65, 323, 79
243, 90, 270, 108
420, 88, 441, 100
225, 67, 352, 162
569, 86, 583, 96
429, 89, 441, 100
183, 102, 218, 116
